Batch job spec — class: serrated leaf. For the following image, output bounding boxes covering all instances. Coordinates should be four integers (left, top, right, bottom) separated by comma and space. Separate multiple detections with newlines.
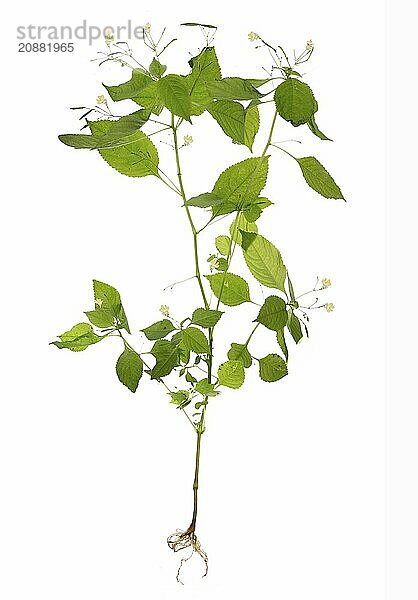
149, 58, 167, 79
215, 236, 231, 256
184, 192, 224, 208
185, 47, 222, 116
287, 311, 303, 343
307, 114, 332, 141
207, 100, 246, 145
242, 234, 287, 291
274, 78, 316, 126
242, 196, 272, 222
88, 120, 158, 178
244, 104, 260, 151
51, 322, 103, 352
92, 279, 130, 333
158, 74, 192, 121
170, 331, 190, 364
191, 308, 223, 328
181, 327, 210, 354
150, 340, 180, 379
276, 328, 288, 361
256, 296, 288, 331
205, 273, 251, 306
59, 110, 151, 150
206, 77, 261, 100
212, 156, 269, 217
259, 353, 288, 382
132, 80, 163, 115
227, 343, 252, 368
85, 308, 115, 328
104, 69, 153, 101
116, 348, 143, 392
296, 156, 344, 199
195, 379, 219, 397
218, 360, 245, 389
142, 319, 176, 340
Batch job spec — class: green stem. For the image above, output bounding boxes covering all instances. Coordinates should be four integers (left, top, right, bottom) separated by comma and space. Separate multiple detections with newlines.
170, 113, 213, 534
171, 113, 209, 310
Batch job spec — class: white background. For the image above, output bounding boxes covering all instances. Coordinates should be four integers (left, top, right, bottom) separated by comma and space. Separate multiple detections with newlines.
1, 1, 404, 598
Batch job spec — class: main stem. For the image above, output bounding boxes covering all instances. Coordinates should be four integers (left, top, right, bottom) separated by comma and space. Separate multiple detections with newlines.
171, 114, 211, 534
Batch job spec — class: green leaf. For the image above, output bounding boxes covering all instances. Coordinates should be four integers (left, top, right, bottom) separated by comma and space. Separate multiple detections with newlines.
169, 390, 190, 407
85, 308, 115, 328
207, 100, 246, 145
195, 379, 219, 397
287, 311, 303, 344
206, 77, 261, 100
218, 360, 245, 389
104, 69, 153, 101
170, 331, 190, 364
276, 328, 288, 361
149, 58, 167, 79
227, 343, 252, 368
51, 322, 103, 352
205, 273, 251, 306
89, 120, 159, 178
133, 80, 163, 115
185, 47, 222, 116
307, 114, 332, 141
256, 296, 288, 331
259, 353, 288, 382
181, 327, 210, 354
242, 196, 272, 222
274, 78, 317, 126
59, 110, 151, 150
212, 156, 269, 216
191, 308, 223, 328
295, 156, 344, 199
157, 74, 192, 121
116, 348, 143, 392
215, 235, 231, 256
242, 234, 287, 291
244, 103, 260, 151
184, 192, 224, 208
92, 279, 130, 333
230, 213, 258, 245
142, 319, 176, 340
186, 371, 197, 384
149, 340, 180, 379
181, 22, 217, 28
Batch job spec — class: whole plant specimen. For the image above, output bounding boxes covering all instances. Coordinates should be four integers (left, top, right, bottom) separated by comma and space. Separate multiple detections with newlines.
51, 24, 344, 581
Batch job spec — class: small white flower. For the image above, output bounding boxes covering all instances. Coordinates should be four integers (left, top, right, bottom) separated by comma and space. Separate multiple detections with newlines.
306, 39, 314, 50
95, 298, 103, 308
324, 302, 335, 313
160, 304, 170, 317
144, 22, 151, 34
321, 277, 331, 289
104, 29, 114, 46
209, 257, 220, 270
96, 95, 107, 105
248, 32, 259, 42
183, 135, 193, 146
